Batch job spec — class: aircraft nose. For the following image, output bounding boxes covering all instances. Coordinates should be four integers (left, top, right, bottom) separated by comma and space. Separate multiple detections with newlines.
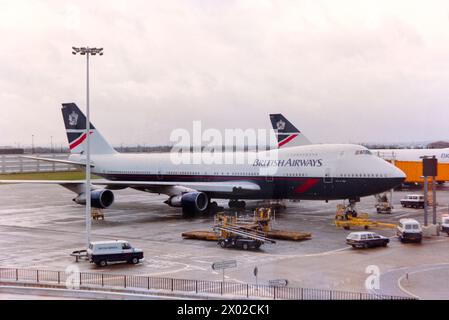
389, 161, 406, 179
393, 165, 406, 179
378, 156, 405, 178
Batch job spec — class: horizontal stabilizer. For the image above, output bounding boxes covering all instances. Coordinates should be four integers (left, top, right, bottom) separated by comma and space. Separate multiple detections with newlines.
0, 179, 260, 194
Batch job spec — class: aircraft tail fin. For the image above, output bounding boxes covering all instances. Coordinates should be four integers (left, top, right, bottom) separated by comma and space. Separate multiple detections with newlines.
61, 103, 117, 155
269, 113, 312, 148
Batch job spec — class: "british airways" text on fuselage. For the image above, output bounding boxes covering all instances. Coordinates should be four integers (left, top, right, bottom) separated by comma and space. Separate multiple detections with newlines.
252, 158, 323, 167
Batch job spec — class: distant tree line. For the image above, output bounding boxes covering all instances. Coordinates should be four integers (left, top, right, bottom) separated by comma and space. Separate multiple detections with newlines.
363, 141, 449, 149
2, 140, 448, 155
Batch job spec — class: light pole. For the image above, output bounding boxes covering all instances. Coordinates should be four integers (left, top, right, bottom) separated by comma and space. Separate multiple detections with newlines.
72, 46, 103, 247
421, 155, 438, 227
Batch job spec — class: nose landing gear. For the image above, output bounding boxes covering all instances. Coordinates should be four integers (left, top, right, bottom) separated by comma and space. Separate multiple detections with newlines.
338, 198, 359, 219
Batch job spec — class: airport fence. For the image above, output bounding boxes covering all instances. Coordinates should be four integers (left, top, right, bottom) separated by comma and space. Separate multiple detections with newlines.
0, 154, 77, 174
0, 267, 414, 300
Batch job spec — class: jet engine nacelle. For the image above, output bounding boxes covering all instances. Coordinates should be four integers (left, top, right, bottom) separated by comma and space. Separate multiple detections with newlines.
166, 192, 209, 214
73, 189, 115, 209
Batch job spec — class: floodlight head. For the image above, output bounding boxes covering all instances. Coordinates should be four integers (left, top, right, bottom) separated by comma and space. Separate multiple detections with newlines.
72, 45, 104, 56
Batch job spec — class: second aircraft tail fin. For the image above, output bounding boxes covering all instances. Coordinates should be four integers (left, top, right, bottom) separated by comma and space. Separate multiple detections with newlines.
269, 113, 312, 148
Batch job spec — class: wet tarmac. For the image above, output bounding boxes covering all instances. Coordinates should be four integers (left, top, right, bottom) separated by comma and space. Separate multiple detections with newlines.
0, 183, 448, 298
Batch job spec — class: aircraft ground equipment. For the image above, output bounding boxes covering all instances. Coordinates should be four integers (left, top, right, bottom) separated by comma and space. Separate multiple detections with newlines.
335, 209, 396, 230
182, 208, 311, 243
91, 208, 105, 220
374, 193, 393, 214
181, 231, 219, 241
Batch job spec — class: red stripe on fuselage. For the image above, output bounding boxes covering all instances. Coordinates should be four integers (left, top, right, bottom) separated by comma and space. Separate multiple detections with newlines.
69, 131, 93, 150
278, 134, 298, 147
293, 178, 319, 193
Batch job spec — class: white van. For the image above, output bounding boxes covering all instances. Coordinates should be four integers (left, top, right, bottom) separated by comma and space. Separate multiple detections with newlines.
397, 219, 422, 243
400, 195, 425, 209
441, 215, 449, 235
87, 240, 144, 267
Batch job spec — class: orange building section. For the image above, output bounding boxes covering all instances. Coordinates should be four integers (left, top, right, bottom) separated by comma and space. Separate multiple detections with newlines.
392, 161, 449, 183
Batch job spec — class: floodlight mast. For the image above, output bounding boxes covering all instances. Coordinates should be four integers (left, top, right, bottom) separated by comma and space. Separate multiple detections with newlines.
72, 46, 103, 247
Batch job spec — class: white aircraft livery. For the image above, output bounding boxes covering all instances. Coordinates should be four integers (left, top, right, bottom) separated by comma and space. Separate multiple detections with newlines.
0, 103, 405, 215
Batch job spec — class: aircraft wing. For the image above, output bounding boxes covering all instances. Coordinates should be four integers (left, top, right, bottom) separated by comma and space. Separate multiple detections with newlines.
0, 179, 260, 194
21, 156, 93, 167
94, 180, 261, 193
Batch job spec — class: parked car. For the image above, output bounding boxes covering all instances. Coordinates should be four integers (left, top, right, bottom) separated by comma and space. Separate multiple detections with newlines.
441, 215, 449, 235
397, 219, 422, 243
346, 232, 389, 248
87, 240, 144, 267
218, 236, 262, 250
400, 195, 425, 209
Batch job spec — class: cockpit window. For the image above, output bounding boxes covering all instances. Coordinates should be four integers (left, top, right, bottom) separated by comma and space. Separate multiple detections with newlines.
355, 150, 372, 155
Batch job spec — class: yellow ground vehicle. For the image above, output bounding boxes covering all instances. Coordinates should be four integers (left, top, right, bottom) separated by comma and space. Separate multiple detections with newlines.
335, 205, 396, 230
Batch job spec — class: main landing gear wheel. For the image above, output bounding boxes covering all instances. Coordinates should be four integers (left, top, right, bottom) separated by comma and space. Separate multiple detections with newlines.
228, 200, 246, 209
182, 207, 196, 217
208, 201, 219, 214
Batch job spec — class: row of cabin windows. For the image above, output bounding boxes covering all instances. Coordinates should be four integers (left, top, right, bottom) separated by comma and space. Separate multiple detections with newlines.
110, 171, 387, 178
107, 170, 386, 178
108, 171, 261, 176
339, 173, 387, 178
285, 173, 307, 177
288, 153, 318, 157
107, 170, 307, 176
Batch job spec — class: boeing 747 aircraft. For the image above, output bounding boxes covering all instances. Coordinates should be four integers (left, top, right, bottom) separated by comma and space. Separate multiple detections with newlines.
0, 104, 405, 215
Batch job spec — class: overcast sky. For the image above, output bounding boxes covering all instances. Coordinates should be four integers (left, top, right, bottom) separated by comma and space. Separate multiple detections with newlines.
1, 0, 449, 148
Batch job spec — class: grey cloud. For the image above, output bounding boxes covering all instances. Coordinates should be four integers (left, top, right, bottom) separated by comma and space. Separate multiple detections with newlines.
1, 0, 449, 148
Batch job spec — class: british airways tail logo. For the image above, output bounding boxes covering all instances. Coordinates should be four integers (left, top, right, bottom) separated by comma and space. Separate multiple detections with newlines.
253, 158, 323, 167
69, 111, 78, 126
276, 120, 286, 131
